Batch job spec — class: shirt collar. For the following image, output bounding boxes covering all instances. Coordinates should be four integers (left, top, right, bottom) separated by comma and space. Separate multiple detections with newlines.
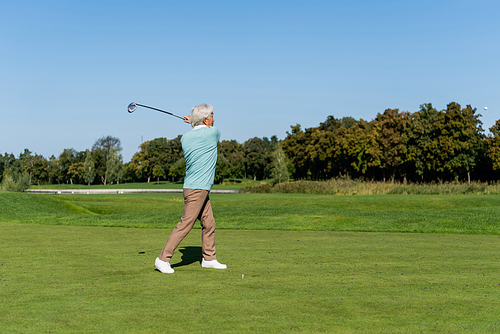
193, 124, 208, 130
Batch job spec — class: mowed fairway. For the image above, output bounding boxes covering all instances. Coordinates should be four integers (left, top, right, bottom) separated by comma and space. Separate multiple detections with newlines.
1, 192, 500, 333
2, 192, 500, 234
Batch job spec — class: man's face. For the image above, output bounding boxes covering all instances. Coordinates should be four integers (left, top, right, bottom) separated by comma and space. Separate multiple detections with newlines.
204, 112, 215, 127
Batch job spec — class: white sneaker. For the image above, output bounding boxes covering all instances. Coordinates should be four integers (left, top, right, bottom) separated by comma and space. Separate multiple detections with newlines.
155, 257, 174, 273
201, 258, 227, 269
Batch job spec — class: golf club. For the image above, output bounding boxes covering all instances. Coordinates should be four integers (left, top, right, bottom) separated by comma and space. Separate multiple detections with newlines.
127, 102, 186, 120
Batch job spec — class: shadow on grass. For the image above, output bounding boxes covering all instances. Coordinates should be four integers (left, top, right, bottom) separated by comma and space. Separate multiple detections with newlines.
171, 246, 202, 268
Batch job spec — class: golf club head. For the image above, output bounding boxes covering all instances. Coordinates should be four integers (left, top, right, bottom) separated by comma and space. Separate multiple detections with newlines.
127, 102, 137, 113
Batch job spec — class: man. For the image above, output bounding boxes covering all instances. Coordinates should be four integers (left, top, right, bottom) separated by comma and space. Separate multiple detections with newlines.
155, 103, 227, 273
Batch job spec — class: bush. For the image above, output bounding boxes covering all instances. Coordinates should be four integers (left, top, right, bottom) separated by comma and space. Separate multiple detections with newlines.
1, 173, 30, 192
239, 177, 500, 195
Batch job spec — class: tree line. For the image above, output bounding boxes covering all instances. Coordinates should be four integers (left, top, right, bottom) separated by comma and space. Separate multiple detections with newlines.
282, 102, 500, 183
2, 101, 500, 188
124, 135, 286, 184
0, 136, 124, 188
0, 134, 290, 188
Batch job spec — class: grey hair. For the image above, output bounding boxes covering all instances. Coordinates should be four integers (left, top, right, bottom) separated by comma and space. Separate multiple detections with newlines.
190, 103, 213, 127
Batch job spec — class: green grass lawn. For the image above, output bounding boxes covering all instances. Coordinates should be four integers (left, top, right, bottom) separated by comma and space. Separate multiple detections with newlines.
1, 222, 499, 333
1, 192, 500, 333
1, 192, 500, 234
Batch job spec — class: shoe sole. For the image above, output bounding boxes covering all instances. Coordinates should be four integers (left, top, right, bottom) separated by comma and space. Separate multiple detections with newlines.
201, 265, 227, 269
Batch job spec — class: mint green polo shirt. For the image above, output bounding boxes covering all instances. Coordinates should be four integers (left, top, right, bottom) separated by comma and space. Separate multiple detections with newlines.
181, 126, 221, 191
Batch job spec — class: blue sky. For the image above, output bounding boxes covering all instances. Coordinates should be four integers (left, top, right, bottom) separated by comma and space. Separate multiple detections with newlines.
1, 0, 499, 162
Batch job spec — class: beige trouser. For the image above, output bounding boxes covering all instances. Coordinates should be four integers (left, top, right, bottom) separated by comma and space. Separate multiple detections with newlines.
159, 189, 216, 262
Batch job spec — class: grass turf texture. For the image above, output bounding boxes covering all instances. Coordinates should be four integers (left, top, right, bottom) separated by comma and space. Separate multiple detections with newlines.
1, 222, 500, 333
2, 192, 500, 332
1, 192, 500, 234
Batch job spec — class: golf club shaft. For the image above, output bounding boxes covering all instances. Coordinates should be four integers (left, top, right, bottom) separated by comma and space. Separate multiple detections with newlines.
135, 103, 185, 120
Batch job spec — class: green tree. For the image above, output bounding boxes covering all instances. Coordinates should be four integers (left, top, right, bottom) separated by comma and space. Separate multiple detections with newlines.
58, 148, 77, 184
215, 152, 230, 184
243, 137, 274, 180
304, 116, 345, 180
92, 135, 122, 161
435, 103, 483, 183
407, 103, 440, 181
147, 136, 183, 180
2, 152, 24, 186
47, 155, 60, 184
129, 141, 151, 182
304, 128, 333, 180
0, 153, 4, 183
105, 148, 123, 185
373, 108, 412, 182
262, 136, 279, 179
68, 162, 85, 184
31, 154, 48, 186
128, 136, 183, 183
271, 143, 291, 184
92, 136, 122, 184
339, 119, 381, 177
0, 153, 17, 183
19, 149, 34, 185
92, 149, 107, 184
152, 165, 166, 184
169, 157, 186, 182
121, 162, 136, 183
219, 140, 245, 182
282, 124, 310, 180
283, 119, 340, 181
485, 120, 500, 172
83, 150, 96, 186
